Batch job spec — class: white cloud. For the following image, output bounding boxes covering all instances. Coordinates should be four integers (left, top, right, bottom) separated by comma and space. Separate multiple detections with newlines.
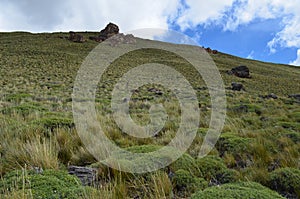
170, 0, 300, 59
223, 0, 300, 52
0, 0, 180, 37
1, 0, 300, 58
175, 0, 235, 30
289, 49, 300, 66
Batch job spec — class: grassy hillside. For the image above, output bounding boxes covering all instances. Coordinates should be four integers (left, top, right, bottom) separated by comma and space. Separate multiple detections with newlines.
0, 32, 299, 199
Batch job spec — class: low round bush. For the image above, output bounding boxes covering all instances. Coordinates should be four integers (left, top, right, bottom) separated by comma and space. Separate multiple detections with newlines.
0, 169, 86, 199
196, 155, 237, 184
266, 167, 300, 198
191, 181, 285, 199
172, 169, 207, 198
106, 145, 199, 175
216, 133, 251, 156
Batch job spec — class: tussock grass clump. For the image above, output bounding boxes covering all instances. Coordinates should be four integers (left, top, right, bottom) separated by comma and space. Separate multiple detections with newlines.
2, 135, 59, 171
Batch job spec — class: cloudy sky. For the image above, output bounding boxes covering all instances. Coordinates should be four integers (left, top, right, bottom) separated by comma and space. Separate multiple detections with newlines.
1, 0, 300, 66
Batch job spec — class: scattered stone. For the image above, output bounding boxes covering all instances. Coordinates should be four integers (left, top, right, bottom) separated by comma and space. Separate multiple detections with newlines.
288, 94, 300, 101
231, 82, 245, 91
29, 166, 44, 174
148, 88, 163, 95
260, 116, 268, 121
68, 31, 85, 43
212, 50, 218, 54
233, 105, 248, 113
228, 65, 251, 78
68, 165, 97, 186
261, 93, 278, 99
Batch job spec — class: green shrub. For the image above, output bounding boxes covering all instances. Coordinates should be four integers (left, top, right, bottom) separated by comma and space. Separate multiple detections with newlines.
287, 112, 300, 122
32, 117, 74, 130
283, 131, 300, 143
0, 169, 86, 199
191, 181, 284, 199
172, 169, 207, 197
196, 155, 237, 184
1, 103, 47, 116
169, 153, 199, 176
216, 133, 251, 156
104, 145, 175, 174
277, 122, 300, 131
106, 145, 199, 175
5, 93, 32, 103
266, 167, 300, 198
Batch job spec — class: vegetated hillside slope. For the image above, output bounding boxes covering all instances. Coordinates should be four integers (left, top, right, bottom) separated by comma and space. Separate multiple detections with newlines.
0, 32, 299, 199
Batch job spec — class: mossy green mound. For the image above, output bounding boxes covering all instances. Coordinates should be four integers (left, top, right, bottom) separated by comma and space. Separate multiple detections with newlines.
191, 181, 285, 199
266, 167, 300, 198
196, 155, 237, 184
0, 169, 88, 199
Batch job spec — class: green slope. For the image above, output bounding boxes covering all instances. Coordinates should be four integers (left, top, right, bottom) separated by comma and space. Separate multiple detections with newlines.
0, 32, 299, 199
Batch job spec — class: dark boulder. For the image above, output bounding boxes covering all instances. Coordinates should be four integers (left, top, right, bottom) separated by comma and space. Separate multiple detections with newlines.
89, 22, 120, 42
68, 31, 85, 43
228, 65, 251, 78
231, 82, 245, 91
99, 22, 119, 40
68, 165, 97, 186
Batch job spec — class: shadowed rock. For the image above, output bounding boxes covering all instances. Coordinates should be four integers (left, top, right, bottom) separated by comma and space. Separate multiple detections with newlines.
68, 165, 97, 186
231, 82, 245, 91
261, 93, 278, 99
89, 22, 120, 42
68, 31, 85, 43
99, 22, 119, 40
228, 65, 251, 78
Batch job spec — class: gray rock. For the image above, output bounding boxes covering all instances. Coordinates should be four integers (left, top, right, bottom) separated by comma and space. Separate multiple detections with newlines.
68, 165, 97, 186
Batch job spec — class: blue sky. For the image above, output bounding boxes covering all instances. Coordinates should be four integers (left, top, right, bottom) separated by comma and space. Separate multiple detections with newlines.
0, 0, 300, 66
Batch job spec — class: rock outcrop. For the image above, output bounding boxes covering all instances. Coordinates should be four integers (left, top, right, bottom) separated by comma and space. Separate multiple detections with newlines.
90, 22, 120, 42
